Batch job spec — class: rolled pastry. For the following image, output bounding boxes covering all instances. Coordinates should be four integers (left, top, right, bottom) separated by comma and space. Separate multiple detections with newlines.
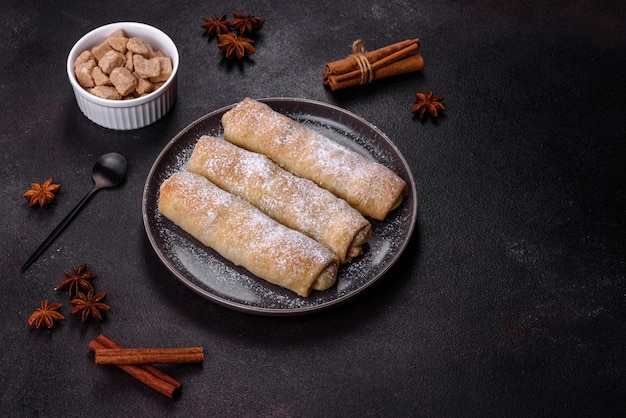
187, 136, 372, 263
158, 171, 339, 297
221, 97, 407, 221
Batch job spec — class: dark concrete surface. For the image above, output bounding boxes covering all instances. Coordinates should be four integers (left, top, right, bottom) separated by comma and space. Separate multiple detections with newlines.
1, 0, 624, 416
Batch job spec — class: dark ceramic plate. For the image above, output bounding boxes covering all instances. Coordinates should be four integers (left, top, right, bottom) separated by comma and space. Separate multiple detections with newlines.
142, 98, 417, 315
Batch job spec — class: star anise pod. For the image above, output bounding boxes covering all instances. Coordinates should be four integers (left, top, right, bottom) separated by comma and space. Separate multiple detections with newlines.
412, 91, 446, 120
56, 263, 97, 297
229, 12, 265, 35
217, 33, 256, 59
23, 177, 60, 207
202, 14, 230, 38
70, 289, 110, 322
28, 300, 65, 329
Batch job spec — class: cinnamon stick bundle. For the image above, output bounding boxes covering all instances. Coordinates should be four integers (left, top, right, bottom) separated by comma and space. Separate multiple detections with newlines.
88, 334, 182, 399
323, 39, 424, 91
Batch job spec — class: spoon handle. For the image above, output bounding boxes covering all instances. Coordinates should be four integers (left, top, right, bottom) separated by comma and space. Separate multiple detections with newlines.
21, 187, 98, 273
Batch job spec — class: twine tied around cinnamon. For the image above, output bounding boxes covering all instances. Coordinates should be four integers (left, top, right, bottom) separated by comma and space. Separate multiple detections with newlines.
350, 40, 375, 85
323, 38, 424, 91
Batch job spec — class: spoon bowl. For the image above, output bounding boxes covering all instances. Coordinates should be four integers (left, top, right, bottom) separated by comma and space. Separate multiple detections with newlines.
93, 153, 128, 189
21, 153, 128, 272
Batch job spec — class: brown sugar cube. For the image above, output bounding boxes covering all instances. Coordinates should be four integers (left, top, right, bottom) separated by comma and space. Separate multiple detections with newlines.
107, 35, 129, 53
149, 57, 172, 83
133, 55, 161, 78
89, 85, 121, 100
110, 67, 138, 96
98, 50, 126, 74
125, 51, 134, 71
75, 59, 96, 88
152, 81, 165, 92
135, 74, 154, 95
91, 41, 113, 61
151, 50, 165, 58
92, 67, 110, 86
74, 50, 95, 69
109, 29, 126, 38
127, 37, 153, 57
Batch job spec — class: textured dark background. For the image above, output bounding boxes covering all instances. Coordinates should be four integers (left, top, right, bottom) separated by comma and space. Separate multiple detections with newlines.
1, 0, 625, 416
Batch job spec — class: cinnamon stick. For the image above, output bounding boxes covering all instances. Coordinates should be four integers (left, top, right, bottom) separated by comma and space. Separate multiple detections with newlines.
323, 38, 424, 91
88, 334, 182, 398
324, 38, 419, 78
95, 347, 205, 365
94, 334, 182, 390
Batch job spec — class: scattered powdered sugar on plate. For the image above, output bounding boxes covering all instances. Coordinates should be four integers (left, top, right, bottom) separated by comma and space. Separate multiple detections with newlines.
142, 98, 416, 315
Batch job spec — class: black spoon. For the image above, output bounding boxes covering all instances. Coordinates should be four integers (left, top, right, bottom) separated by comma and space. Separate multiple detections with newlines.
21, 152, 128, 273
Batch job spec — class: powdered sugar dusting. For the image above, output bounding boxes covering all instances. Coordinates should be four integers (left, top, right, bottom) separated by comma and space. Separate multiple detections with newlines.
187, 136, 370, 262
222, 99, 406, 220
159, 172, 338, 297
144, 98, 416, 313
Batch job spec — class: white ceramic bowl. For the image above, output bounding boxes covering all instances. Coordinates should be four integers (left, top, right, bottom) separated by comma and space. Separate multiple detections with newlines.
67, 22, 179, 130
